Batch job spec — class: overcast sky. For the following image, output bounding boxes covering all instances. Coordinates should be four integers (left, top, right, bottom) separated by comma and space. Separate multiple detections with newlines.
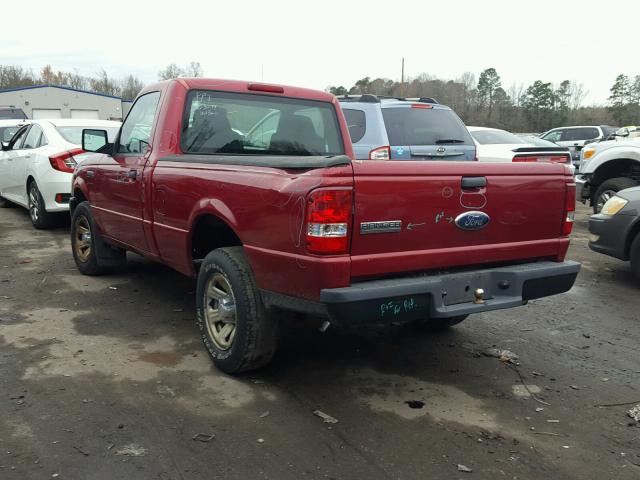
2, 0, 638, 104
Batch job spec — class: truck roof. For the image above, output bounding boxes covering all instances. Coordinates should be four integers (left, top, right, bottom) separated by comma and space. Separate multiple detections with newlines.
141, 78, 336, 103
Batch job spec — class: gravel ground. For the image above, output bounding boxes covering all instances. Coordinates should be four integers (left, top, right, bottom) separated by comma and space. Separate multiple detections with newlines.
1, 203, 639, 480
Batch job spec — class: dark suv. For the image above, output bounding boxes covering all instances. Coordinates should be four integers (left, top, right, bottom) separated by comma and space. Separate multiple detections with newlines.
0, 107, 27, 120
338, 95, 475, 161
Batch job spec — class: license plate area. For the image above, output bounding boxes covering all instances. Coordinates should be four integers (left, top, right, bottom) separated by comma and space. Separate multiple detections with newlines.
441, 272, 493, 306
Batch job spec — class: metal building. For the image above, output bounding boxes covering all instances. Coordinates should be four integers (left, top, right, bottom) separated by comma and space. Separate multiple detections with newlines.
0, 85, 130, 120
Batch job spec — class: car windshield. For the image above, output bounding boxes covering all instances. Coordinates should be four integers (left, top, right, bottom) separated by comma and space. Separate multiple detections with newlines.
381, 107, 473, 146
0, 125, 21, 142
56, 126, 119, 145
470, 129, 526, 145
182, 90, 344, 156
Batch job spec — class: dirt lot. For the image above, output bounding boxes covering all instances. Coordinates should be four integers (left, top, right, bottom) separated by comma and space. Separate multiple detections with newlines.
1, 203, 639, 480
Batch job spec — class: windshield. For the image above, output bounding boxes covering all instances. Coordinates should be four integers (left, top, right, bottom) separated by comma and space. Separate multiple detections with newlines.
181, 90, 344, 156
470, 129, 526, 145
0, 125, 21, 142
56, 126, 119, 145
381, 107, 473, 146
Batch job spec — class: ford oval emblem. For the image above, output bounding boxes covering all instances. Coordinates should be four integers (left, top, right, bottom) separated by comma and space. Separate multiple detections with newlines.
454, 211, 490, 231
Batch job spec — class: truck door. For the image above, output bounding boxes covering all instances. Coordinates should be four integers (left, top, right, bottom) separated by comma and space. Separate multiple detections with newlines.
93, 91, 161, 253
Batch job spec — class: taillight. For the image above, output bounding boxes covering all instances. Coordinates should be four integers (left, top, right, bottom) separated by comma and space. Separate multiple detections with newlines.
563, 182, 576, 236
49, 148, 84, 173
411, 103, 433, 109
512, 156, 538, 162
513, 155, 570, 164
369, 146, 390, 160
305, 188, 352, 254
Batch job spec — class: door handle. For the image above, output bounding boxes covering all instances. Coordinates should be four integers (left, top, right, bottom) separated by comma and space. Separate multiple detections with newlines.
125, 170, 137, 179
461, 177, 487, 189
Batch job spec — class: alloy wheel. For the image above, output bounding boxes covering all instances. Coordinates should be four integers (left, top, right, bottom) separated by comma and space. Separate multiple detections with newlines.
28, 187, 39, 223
73, 216, 92, 263
203, 273, 237, 350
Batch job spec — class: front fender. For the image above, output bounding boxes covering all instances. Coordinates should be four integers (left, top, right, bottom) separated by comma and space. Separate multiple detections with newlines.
582, 146, 640, 174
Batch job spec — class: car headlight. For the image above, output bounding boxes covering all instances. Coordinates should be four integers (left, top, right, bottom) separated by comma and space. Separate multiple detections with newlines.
582, 148, 595, 160
601, 196, 628, 215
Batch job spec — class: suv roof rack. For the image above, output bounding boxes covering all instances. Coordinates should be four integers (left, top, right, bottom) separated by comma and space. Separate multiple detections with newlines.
337, 94, 439, 104
378, 96, 439, 104
337, 94, 380, 103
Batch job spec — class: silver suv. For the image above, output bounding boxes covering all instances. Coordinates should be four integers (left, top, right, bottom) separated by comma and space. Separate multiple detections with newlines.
338, 95, 475, 161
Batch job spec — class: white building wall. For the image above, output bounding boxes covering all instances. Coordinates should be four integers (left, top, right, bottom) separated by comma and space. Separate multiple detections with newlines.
0, 86, 125, 120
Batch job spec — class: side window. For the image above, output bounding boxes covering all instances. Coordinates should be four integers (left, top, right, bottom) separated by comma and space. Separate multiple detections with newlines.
542, 130, 562, 143
117, 91, 161, 154
561, 129, 578, 141
343, 109, 366, 143
9, 126, 29, 150
579, 127, 600, 140
23, 125, 44, 149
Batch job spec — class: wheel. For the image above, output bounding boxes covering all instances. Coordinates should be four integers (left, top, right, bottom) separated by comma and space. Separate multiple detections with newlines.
593, 177, 637, 213
28, 181, 55, 229
196, 247, 279, 374
71, 201, 126, 275
414, 315, 469, 331
630, 233, 640, 282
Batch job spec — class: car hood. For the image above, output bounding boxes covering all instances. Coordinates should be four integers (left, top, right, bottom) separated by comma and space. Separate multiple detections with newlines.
617, 185, 640, 202
587, 137, 640, 156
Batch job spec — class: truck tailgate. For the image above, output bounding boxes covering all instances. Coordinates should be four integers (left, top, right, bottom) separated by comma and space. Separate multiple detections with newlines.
351, 161, 572, 278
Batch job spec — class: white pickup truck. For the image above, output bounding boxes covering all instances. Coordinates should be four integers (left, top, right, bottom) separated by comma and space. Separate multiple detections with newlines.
577, 138, 640, 213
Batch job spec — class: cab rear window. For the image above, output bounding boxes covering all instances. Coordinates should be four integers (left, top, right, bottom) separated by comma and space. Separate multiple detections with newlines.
181, 90, 344, 156
381, 107, 473, 146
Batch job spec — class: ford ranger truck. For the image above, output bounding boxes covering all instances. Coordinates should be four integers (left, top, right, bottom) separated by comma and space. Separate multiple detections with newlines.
69, 78, 581, 374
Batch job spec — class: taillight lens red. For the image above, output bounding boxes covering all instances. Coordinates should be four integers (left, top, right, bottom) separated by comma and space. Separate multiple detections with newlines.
563, 182, 576, 236
411, 103, 433, 109
369, 146, 390, 160
306, 189, 352, 254
513, 155, 570, 164
49, 148, 84, 173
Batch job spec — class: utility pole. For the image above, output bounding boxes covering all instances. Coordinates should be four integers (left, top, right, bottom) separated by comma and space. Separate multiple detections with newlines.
401, 57, 405, 97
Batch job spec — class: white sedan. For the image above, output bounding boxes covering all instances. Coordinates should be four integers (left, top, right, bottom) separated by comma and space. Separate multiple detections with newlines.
0, 119, 120, 228
468, 126, 573, 171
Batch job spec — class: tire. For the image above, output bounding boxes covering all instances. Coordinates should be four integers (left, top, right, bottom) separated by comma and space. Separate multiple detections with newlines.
593, 177, 637, 214
630, 233, 640, 282
196, 247, 279, 374
71, 201, 126, 275
28, 181, 55, 229
414, 315, 469, 331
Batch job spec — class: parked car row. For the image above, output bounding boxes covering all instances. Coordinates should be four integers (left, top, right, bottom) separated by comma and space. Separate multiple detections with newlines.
0, 119, 120, 227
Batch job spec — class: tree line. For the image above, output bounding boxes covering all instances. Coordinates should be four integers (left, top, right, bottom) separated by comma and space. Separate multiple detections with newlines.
0, 62, 203, 101
329, 68, 640, 133
1, 62, 638, 132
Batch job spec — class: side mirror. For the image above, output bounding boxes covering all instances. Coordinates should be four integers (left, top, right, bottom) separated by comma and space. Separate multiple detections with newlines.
615, 127, 630, 138
82, 129, 109, 152
1, 142, 8, 151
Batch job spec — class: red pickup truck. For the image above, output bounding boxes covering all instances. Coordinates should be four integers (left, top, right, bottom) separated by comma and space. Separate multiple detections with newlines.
70, 78, 580, 373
